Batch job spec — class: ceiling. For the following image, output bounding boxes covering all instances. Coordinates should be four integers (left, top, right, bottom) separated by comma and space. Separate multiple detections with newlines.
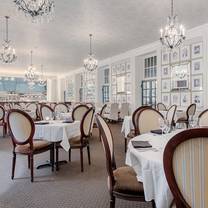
0, 0, 208, 75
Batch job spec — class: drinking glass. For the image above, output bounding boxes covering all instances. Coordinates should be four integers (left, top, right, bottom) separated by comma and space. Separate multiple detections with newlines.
158, 118, 165, 135
189, 117, 198, 128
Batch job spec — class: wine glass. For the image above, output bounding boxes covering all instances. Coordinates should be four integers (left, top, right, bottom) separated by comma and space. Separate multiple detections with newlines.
189, 116, 198, 128
164, 120, 170, 134
158, 118, 165, 135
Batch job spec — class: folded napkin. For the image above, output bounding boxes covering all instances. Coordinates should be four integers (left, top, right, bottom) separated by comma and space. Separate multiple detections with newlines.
34, 122, 50, 125
131, 141, 152, 148
150, 129, 162, 134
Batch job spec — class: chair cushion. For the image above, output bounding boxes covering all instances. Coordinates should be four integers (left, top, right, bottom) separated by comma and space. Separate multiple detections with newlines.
69, 136, 87, 147
15, 140, 51, 154
113, 166, 144, 195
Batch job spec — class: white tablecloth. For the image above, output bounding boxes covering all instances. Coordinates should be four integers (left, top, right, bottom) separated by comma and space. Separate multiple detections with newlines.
126, 130, 183, 208
34, 120, 80, 151
121, 116, 133, 137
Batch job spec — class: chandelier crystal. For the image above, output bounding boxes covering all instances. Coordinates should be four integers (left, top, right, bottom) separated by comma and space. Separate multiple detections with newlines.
38, 64, 47, 86
14, 0, 55, 23
160, 0, 185, 49
25, 50, 38, 85
84, 34, 98, 72
0, 16, 17, 63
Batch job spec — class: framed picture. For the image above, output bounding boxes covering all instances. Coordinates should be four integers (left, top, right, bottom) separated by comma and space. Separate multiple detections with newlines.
192, 75, 203, 91
162, 65, 171, 78
120, 63, 126, 74
162, 93, 170, 106
162, 79, 171, 92
180, 45, 190, 61
192, 92, 203, 108
117, 76, 125, 93
111, 66, 117, 75
192, 42, 203, 59
162, 51, 169, 65
171, 93, 180, 106
191, 59, 203, 74
180, 92, 190, 107
171, 48, 180, 63
126, 62, 131, 72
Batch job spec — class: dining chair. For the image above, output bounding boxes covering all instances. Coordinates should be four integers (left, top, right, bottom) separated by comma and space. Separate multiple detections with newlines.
72, 104, 89, 121
86, 102, 94, 108
54, 103, 69, 114
198, 109, 208, 127
104, 103, 119, 122
7, 109, 54, 182
119, 103, 129, 120
100, 104, 107, 117
56, 107, 95, 172
96, 114, 156, 208
124, 106, 151, 152
0, 105, 7, 137
166, 105, 177, 127
157, 102, 167, 111
137, 108, 164, 135
40, 104, 55, 120
163, 128, 208, 208
26, 103, 38, 120
176, 103, 196, 128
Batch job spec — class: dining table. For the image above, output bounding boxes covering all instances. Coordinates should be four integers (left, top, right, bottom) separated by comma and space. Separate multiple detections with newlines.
34, 120, 80, 170
121, 115, 133, 137
125, 129, 184, 208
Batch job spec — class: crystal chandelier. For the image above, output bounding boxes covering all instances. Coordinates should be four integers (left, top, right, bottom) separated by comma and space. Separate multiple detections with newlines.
0, 16, 17, 63
25, 50, 38, 85
160, 0, 185, 49
84, 34, 98, 72
14, 0, 55, 23
38, 64, 47, 86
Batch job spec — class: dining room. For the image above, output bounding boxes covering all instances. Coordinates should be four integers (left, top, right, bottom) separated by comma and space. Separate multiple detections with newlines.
0, 0, 208, 208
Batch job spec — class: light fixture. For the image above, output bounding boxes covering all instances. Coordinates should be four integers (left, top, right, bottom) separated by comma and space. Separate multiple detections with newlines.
14, 0, 55, 23
84, 34, 98, 72
25, 50, 38, 85
0, 16, 17, 63
38, 64, 47, 86
160, 0, 185, 49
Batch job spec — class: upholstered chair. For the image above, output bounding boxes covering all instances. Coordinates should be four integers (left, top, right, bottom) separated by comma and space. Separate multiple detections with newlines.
165, 105, 177, 127
198, 109, 208, 127
103, 103, 119, 122
40, 104, 55, 120
72, 104, 89, 121
7, 109, 54, 182
164, 128, 208, 208
157, 102, 167, 111
0, 105, 7, 137
137, 108, 164, 135
26, 103, 38, 120
96, 114, 156, 208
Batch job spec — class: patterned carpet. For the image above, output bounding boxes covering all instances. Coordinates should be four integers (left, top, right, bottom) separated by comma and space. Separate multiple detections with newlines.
0, 123, 153, 208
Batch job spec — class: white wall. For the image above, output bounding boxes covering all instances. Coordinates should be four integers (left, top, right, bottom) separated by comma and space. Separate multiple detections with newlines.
58, 23, 208, 110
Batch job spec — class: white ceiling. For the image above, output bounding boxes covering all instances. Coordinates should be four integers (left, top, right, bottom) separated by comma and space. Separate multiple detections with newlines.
0, 0, 208, 75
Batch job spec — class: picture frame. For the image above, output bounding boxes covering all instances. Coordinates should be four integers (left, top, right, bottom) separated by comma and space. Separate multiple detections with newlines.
126, 62, 131, 72
111, 65, 117, 75
192, 92, 203, 108
171, 93, 180, 106
162, 51, 170, 65
162, 93, 170, 106
120, 63, 126, 74
180, 45, 190, 61
161, 65, 171, 78
180, 92, 191, 107
192, 42, 203, 59
192, 75, 203, 91
191, 59, 203, 74
162, 79, 171, 92
171, 48, 180, 63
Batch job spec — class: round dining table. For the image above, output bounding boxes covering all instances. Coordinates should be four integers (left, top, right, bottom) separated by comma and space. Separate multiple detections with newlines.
125, 129, 184, 208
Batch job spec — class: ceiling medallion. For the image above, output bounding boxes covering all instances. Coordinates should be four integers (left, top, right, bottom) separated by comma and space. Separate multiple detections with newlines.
0, 16, 17, 63
25, 50, 38, 85
84, 34, 98, 72
14, 0, 55, 23
38, 64, 47, 86
160, 0, 185, 49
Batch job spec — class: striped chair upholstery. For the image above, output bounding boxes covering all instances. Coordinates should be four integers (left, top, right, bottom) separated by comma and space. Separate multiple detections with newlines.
164, 128, 208, 208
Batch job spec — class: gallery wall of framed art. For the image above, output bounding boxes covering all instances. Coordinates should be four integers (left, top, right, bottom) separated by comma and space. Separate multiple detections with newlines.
161, 41, 204, 109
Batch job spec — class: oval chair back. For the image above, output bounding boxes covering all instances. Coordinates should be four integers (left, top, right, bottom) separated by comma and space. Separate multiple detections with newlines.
54, 103, 68, 113
26, 103, 38, 120
198, 109, 208, 127
166, 105, 177, 127
164, 128, 208, 208
7, 109, 34, 148
157, 103, 167, 111
96, 114, 116, 192
40, 104, 55, 120
186, 103, 196, 119
0, 105, 5, 122
137, 108, 164, 135
100, 104, 107, 117
72, 104, 89, 121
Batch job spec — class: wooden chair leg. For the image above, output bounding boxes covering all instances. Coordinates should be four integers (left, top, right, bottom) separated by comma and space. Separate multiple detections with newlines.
68, 149, 71, 162
124, 138, 127, 153
11, 152, 16, 180
87, 145, 91, 165
151, 200, 156, 208
50, 147, 54, 172
55, 144, 59, 171
80, 148, 84, 172
28, 155, 30, 169
3, 125, 5, 137
110, 195, 115, 208
30, 154, 34, 182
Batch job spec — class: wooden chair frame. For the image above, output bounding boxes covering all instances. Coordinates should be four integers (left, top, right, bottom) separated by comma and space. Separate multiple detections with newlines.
0, 105, 7, 137
40, 104, 55, 120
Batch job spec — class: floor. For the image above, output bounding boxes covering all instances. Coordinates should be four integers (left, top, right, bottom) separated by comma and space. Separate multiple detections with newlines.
0, 123, 152, 208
